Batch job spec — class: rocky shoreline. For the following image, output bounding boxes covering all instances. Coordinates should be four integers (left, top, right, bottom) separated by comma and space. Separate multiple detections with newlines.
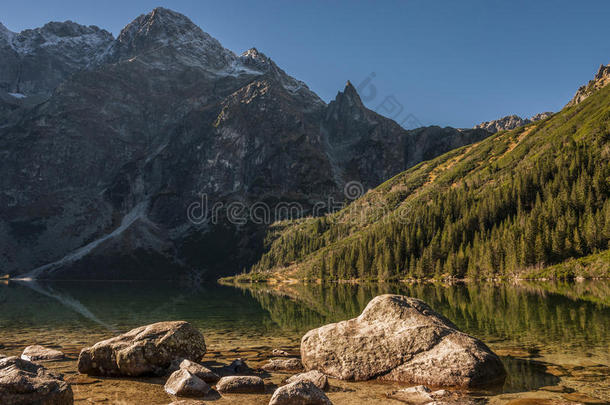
0, 294, 606, 404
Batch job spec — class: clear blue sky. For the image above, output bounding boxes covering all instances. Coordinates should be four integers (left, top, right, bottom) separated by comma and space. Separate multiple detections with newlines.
2, 0, 609, 128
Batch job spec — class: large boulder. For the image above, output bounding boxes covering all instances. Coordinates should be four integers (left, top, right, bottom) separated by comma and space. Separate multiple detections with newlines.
300, 295, 506, 387
164, 369, 210, 397
21, 345, 66, 362
269, 380, 332, 405
78, 321, 206, 376
0, 356, 73, 405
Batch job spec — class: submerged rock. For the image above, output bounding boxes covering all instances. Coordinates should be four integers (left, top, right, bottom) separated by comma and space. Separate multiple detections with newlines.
216, 358, 252, 376
164, 369, 211, 397
387, 385, 446, 404
272, 349, 292, 357
262, 358, 303, 372
77, 321, 206, 376
300, 295, 506, 387
215, 375, 265, 394
285, 370, 329, 391
269, 380, 332, 405
21, 345, 66, 362
169, 358, 219, 383
0, 356, 73, 405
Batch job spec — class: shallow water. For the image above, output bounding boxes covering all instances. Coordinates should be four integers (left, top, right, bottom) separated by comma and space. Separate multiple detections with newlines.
0, 280, 608, 404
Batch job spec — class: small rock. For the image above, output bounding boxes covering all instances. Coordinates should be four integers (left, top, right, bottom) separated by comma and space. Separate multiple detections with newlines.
286, 370, 328, 391
272, 349, 292, 357
21, 345, 66, 362
262, 358, 303, 372
0, 356, 73, 405
168, 400, 207, 405
78, 321, 206, 377
216, 375, 265, 394
170, 358, 220, 383
165, 369, 211, 397
269, 380, 332, 405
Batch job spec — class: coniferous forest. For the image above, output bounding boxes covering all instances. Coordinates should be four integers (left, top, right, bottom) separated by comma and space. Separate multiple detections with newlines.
248, 82, 610, 281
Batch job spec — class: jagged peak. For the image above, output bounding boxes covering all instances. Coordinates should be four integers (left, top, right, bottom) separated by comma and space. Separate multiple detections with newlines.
567, 61, 610, 107
239, 47, 271, 67
594, 63, 610, 80
116, 7, 201, 43
474, 111, 554, 134
336, 80, 364, 107
242, 47, 264, 58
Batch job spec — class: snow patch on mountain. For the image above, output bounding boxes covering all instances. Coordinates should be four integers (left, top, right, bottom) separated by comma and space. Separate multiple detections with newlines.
9, 21, 113, 57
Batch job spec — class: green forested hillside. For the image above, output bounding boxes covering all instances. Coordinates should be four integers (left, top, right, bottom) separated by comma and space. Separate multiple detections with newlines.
247, 83, 610, 281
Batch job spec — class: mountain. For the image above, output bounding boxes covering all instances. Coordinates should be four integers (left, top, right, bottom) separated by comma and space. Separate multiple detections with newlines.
323, 81, 489, 187
475, 112, 553, 134
0, 8, 490, 280
245, 65, 610, 281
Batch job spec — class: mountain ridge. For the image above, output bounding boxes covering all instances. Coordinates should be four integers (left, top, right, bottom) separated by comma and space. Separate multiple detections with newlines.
474, 112, 553, 134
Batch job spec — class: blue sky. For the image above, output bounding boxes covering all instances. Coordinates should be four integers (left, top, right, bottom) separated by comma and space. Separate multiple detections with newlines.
3, 0, 609, 128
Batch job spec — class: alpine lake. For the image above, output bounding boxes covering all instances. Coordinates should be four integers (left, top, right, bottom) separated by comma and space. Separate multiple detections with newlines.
0, 279, 608, 404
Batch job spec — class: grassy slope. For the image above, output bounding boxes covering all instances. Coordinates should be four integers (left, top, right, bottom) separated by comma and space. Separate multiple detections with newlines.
235, 83, 610, 282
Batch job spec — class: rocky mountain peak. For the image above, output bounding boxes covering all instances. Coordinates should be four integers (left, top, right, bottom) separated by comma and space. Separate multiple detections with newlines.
0, 20, 114, 95
109, 7, 236, 70
239, 47, 271, 70
331, 80, 365, 110
241, 47, 264, 59
567, 62, 610, 107
595, 63, 610, 81
4, 20, 113, 55
475, 112, 553, 134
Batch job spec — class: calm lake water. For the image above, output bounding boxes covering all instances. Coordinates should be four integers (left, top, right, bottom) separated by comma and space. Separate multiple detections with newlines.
0, 280, 608, 404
